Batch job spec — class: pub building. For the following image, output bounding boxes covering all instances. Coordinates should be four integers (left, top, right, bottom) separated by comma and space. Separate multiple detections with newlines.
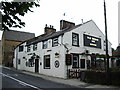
13, 20, 112, 79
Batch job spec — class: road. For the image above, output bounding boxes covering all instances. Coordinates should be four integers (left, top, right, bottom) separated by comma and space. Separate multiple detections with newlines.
1, 66, 90, 90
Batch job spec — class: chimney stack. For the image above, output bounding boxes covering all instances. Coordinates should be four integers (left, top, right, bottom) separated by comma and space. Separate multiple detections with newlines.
44, 24, 56, 34
60, 20, 75, 30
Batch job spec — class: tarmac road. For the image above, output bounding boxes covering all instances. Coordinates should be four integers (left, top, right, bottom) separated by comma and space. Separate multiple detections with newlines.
1, 66, 90, 90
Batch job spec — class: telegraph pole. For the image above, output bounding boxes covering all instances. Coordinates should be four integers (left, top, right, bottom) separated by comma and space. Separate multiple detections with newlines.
104, 0, 110, 85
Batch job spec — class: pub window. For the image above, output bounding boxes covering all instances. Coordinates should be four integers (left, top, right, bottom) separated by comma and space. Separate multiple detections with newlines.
33, 43, 37, 51
72, 54, 79, 68
26, 59, 34, 67
72, 33, 79, 46
43, 41, 48, 49
19, 46, 24, 52
44, 55, 50, 69
52, 37, 58, 47
27, 46, 31, 52
29, 58, 34, 67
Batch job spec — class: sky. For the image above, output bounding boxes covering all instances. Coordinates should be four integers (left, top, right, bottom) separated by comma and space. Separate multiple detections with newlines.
0, 0, 119, 49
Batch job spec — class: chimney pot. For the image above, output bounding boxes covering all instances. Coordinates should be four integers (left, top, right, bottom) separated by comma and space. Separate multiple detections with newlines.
50, 25, 51, 28
52, 26, 53, 28
45, 24, 47, 27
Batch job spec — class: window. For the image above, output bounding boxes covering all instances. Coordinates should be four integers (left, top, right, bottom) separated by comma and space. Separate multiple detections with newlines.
43, 41, 48, 49
72, 33, 79, 46
33, 43, 37, 51
19, 46, 24, 52
29, 58, 34, 67
18, 59, 21, 64
27, 46, 31, 52
44, 55, 50, 69
72, 54, 79, 68
26, 58, 34, 67
52, 37, 58, 47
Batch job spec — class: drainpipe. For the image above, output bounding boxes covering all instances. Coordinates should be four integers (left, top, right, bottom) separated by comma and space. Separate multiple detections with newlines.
61, 34, 69, 79
16, 48, 18, 70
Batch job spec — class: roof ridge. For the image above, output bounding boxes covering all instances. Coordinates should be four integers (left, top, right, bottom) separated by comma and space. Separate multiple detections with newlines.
6, 29, 35, 34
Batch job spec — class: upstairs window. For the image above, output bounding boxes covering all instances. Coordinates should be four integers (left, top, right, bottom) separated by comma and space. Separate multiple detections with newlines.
43, 41, 48, 49
19, 46, 24, 52
72, 33, 79, 46
27, 46, 31, 52
52, 37, 58, 47
33, 43, 37, 51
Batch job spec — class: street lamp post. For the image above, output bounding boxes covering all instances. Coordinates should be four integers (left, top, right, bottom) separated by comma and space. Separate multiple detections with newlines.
104, 0, 110, 85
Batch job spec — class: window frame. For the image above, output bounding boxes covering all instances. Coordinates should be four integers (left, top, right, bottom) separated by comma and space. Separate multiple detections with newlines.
33, 43, 37, 51
72, 54, 79, 68
19, 45, 24, 52
27, 45, 31, 52
42, 40, 48, 49
44, 55, 50, 69
72, 33, 79, 47
52, 37, 59, 47
18, 59, 21, 65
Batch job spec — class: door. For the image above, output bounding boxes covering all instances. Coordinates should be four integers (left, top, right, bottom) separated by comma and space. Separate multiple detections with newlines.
80, 59, 85, 69
35, 59, 39, 73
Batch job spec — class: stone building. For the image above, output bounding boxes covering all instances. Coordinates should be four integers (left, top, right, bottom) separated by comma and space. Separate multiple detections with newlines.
2, 30, 35, 67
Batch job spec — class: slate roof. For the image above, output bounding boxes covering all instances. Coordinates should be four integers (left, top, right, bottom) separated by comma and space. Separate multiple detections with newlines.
3, 30, 35, 42
26, 20, 92, 46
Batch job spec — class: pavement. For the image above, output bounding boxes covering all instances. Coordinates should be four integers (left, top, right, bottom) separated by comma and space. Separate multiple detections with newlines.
3, 66, 120, 89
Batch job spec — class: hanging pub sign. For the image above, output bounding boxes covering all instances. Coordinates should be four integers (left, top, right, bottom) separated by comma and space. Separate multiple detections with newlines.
65, 54, 72, 65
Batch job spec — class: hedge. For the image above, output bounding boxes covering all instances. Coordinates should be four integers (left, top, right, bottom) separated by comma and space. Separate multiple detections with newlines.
82, 71, 120, 87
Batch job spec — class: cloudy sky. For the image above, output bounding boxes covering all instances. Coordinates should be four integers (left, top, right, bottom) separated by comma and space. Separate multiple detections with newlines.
0, 0, 119, 49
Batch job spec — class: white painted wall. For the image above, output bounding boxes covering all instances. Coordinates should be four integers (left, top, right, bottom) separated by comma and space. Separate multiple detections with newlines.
13, 20, 112, 78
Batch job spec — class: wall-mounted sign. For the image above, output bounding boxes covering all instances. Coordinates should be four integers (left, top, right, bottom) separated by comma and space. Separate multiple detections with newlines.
55, 60, 60, 68
83, 34, 101, 49
66, 54, 72, 65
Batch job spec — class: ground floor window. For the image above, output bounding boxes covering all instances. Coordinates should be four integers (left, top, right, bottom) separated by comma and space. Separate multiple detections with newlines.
72, 54, 79, 68
44, 55, 50, 69
18, 59, 20, 65
26, 59, 34, 67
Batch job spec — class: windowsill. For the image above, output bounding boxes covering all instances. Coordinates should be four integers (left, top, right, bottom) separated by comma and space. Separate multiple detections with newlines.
72, 67, 79, 69
72, 45, 79, 47
44, 67, 50, 69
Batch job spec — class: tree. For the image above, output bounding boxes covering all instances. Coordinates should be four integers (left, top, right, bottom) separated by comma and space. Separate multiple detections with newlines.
1, 1, 40, 31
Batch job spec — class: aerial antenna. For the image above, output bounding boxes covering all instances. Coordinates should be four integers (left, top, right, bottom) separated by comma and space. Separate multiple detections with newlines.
62, 12, 66, 29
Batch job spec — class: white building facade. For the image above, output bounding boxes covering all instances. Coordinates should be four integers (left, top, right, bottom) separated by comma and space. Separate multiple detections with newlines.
13, 20, 112, 79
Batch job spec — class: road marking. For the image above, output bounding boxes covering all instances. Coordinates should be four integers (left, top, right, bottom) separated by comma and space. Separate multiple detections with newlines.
0, 72, 42, 90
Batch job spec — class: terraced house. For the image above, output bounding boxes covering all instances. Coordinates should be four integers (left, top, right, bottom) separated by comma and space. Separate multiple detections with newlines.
13, 20, 113, 78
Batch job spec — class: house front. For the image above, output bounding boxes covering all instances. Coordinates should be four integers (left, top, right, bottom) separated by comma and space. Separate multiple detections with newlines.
13, 20, 112, 79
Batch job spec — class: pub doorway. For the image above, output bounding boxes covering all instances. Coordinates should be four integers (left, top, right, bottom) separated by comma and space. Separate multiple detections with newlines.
35, 59, 39, 73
